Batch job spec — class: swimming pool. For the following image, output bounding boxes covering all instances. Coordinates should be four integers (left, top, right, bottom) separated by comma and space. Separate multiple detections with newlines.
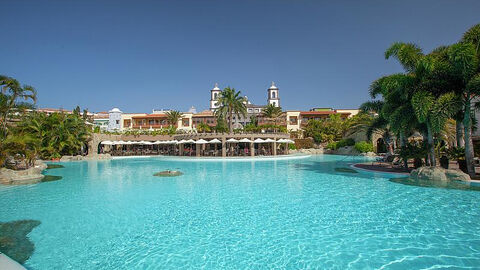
1, 155, 479, 269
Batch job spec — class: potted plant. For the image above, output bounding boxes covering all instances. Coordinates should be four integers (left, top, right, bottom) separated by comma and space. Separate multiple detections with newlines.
447, 147, 466, 173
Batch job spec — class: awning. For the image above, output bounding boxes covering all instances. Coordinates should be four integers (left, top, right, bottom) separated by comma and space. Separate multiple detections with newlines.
209, 139, 221, 143
177, 139, 187, 144
239, 138, 253, 143
253, 138, 265, 143
101, 141, 113, 145
264, 138, 276, 143
226, 138, 239, 143
185, 139, 195, 144
195, 139, 208, 144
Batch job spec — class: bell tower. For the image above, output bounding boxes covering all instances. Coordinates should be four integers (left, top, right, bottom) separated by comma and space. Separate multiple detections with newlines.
267, 81, 280, 107
210, 83, 221, 111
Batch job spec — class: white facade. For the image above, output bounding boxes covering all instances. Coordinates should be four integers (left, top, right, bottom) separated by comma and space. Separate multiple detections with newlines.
107, 108, 122, 131
210, 83, 221, 111
267, 81, 280, 107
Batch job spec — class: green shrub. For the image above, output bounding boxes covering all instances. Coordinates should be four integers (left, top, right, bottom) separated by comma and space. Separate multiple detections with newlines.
336, 138, 355, 148
288, 143, 296, 150
326, 142, 337, 150
354, 141, 373, 153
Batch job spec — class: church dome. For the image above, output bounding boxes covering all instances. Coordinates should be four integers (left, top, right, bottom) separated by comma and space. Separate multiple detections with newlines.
109, 108, 122, 113
268, 81, 278, 90
212, 83, 221, 91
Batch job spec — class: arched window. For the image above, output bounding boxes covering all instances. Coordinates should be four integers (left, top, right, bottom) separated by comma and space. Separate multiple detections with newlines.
272, 101, 276, 106
272, 91, 276, 98
214, 93, 218, 99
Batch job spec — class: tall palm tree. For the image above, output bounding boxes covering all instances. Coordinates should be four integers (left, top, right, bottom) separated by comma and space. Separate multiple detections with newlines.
0, 75, 37, 138
411, 91, 460, 166
214, 87, 247, 132
166, 110, 182, 127
262, 104, 283, 125
445, 24, 480, 176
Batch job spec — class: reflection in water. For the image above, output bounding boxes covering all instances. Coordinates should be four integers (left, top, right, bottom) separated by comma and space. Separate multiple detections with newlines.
334, 167, 358, 174
389, 177, 480, 191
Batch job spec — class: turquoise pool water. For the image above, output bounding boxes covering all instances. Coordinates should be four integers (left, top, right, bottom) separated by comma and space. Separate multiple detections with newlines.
1, 155, 480, 269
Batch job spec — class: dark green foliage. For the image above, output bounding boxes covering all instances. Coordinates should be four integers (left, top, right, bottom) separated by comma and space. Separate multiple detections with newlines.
214, 87, 247, 132
0, 220, 40, 264
326, 138, 355, 150
440, 155, 449, 169
447, 147, 465, 161
337, 138, 355, 148
15, 111, 91, 159
398, 141, 429, 161
354, 141, 374, 153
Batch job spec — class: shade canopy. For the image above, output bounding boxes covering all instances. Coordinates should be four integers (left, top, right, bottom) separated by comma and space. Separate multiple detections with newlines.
209, 139, 221, 143
195, 139, 208, 144
239, 138, 252, 143
277, 139, 287, 143
253, 138, 265, 143
226, 138, 239, 143
285, 139, 295, 143
177, 139, 187, 144
264, 138, 276, 143
101, 141, 113, 145
142, 141, 154, 145
185, 139, 195, 143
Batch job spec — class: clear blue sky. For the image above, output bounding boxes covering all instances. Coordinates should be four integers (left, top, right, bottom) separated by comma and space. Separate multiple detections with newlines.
1, 0, 479, 113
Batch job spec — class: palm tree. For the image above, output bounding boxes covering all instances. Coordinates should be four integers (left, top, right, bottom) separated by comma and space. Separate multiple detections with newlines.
411, 91, 459, 166
444, 24, 480, 176
0, 75, 37, 138
214, 87, 247, 132
262, 104, 283, 125
166, 110, 182, 127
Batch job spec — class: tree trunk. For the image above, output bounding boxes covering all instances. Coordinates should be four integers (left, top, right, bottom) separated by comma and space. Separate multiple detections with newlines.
228, 109, 233, 133
426, 122, 436, 166
399, 132, 408, 169
456, 120, 465, 148
463, 97, 475, 177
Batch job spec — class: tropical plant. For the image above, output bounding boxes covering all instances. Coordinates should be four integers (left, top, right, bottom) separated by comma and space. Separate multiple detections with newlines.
0, 75, 37, 139
214, 87, 247, 132
15, 111, 91, 159
411, 91, 460, 166
214, 116, 228, 133
303, 114, 350, 143
165, 110, 182, 127
196, 122, 211, 133
262, 104, 283, 125
444, 24, 480, 176
354, 141, 374, 153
